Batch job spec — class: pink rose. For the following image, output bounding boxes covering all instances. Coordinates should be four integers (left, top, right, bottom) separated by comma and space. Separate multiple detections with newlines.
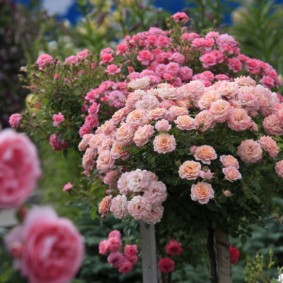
237, 139, 263, 163
275, 160, 283, 178
52, 112, 65, 127
118, 259, 134, 274
5, 207, 84, 283
99, 239, 110, 255
172, 12, 190, 23
227, 108, 252, 131
36, 53, 54, 69
194, 145, 217, 165
107, 252, 124, 268
9, 113, 22, 129
258, 136, 279, 158
165, 240, 183, 256
158, 257, 175, 273
63, 182, 73, 192
195, 110, 214, 132
220, 155, 239, 169
209, 99, 231, 123
0, 130, 41, 208
133, 124, 155, 147
153, 133, 176, 154
175, 115, 196, 130
263, 114, 283, 135
110, 195, 128, 219
127, 196, 152, 221
115, 123, 135, 145
155, 119, 172, 131
190, 182, 214, 204
96, 150, 115, 173
178, 160, 201, 180
222, 166, 242, 182
49, 133, 69, 151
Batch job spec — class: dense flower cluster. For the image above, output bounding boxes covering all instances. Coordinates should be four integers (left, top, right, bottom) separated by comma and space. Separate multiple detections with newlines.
97, 169, 167, 224
98, 230, 139, 274
5, 207, 84, 283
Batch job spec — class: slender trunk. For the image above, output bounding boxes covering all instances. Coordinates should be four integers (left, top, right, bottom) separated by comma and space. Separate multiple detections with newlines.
207, 227, 217, 283
140, 222, 158, 283
215, 228, 232, 283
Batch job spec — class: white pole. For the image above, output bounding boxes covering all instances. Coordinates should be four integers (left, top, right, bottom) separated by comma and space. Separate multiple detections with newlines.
140, 222, 158, 283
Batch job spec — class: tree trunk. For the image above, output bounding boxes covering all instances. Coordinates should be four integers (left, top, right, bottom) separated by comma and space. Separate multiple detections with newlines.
215, 228, 232, 283
140, 222, 158, 283
207, 228, 217, 283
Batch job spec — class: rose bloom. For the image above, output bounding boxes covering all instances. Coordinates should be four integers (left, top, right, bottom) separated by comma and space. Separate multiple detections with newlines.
229, 246, 240, 264
127, 196, 152, 221
179, 160, 201, 180
222, 166, 242, 182
115, 123, 135, 145
153, 133, 176, 154
155, 119, 172, 132
63, 182, 73, 192
99, 239, 110, 255
237, 139, 263, 163
195, 110, 214, 132
258, 136, 279, 158
126, 109, 148, 128
52, 112, 65, 127
9, 113, 22, 129
107, 252, 124, 269
275, 160, 283, 178
194, 145, 217, 165
262, 114, 283, 136
227, 108, 252, 131
0, 130, 41, 209
36, 53, 54, 68
209, 99, 231, 123
220, 155, 239, 169
96, 150, 115, 173
118, 259, 134, 274
78, 134, 93, 151
175, 115, 196, 130
110, 195, 128, 219
133, 124, 155, 147
5, 207, 84, 283
191, 182, 214, 204
128, 77, 151, 90
158, 257, 175, 273
165, 240, 183, 256
99, 195, 112, 217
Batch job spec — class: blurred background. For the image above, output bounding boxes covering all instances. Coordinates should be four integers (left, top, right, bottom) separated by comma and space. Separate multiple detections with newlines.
1, 0, 283, 282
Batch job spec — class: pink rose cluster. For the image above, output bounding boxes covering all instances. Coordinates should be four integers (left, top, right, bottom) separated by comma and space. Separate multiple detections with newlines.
0, 129, 41, 208
98, 230, 138, 274
5, 206, 84, 283
98, 169, 167, 224
158, 239, 183, 274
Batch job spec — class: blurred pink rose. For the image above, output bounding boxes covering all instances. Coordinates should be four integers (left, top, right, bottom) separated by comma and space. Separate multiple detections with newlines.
36, 53, 54, 69
5, 206, 84, 283
9, 113, 22, 129
0, 130, 41, 208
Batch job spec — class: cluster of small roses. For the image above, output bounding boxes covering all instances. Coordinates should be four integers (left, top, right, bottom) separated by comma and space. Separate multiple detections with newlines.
158, 239, 183, 274
98, 169, 167, 224
98, 230, 139, 274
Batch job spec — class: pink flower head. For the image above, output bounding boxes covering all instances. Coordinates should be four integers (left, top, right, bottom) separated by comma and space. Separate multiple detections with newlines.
222, 167, 242, 182
124, 244, 138, 258
258, 136, 279, 158
230, 246, 240, 264
108, 237, 122, 252
107, 251, 124, 269
99, 239, 110, 255
110, 195, 128, 219
118, 259, 134, 274
155, 119, 172, 132
237, 139, 263, 163
108, 230, 121, 239
153, 133, 176, 154
5, 206, 84, 283
133, 124, 155, 147
178, 160, 201, 180
275, 160, 283, 178
36, 53, 54, 69
0, 130, 41, 209
106, 64, 121, 75
137, 50, 154, 65
172, 12, 189, 23
194, 145, 217, 165
63, 182, 73, 192
9, 113, 22, 129
52, 112, 65, 127
220, 155, 239, 169
191, 182, 214, 204
49, 133, 69, 151
158, 257, 175, 273
165, 240, 183, 256
127, 196, 152, 221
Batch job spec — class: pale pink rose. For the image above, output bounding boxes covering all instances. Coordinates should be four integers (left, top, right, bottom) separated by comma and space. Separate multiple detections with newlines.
82, 148, 96, 170
275, 160, 283, 178
98, 195, 112, 217
99, 239, 110, 255
175, 115, 196, 130
128, 77, 151, 90
153, 133, 176, 154
148, 108, 167, 120
220, 155, 239, 169
98, 136, 114, 153
78, 134, 93, 151
178, 160, 201, 180
133, 124, 155, 147
110, 195, 128, 219
36, 53, 54, 68
103, 170, 120, 188
63, 182, 73, 192
258, 136, 279, 158
209, 99, 231, 123
215, 81, 239, 99
195, 110, 214, 132
190, 182, 214, 204
237, 139, 263, 163
222, 166, 242, 182
198, 91, 220, 109
126, 109, 148, 127
111, 142, 128, 160
227, 108, 252, 131
115, 123, 135, 145
96, 150, 115, 173
88, 133, 104, 150
167, 106, 189, 120
135, 95, 159, 111
112, 108, 129, 124
96, 120, 116, 135
155, 119, 172, 132
157, 86, 178, 100
144, 205, 164, 224
199, 169, 214, 180
194, 145, 217, 165
235, 76, 256, 87
127, 196, 152, 221
6, 207, 84, 283
143, 181, 167, 205
181, 80, 205, 102
0, 130, 41, 209
9, 113, 22, 129
263, 114, 283, 135
52, 112, 65, 127
107, 252, 124, 269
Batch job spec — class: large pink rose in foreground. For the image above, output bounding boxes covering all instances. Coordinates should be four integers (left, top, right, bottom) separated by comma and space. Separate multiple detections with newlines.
5, 207, 84, 283
0, 129, 41, 208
